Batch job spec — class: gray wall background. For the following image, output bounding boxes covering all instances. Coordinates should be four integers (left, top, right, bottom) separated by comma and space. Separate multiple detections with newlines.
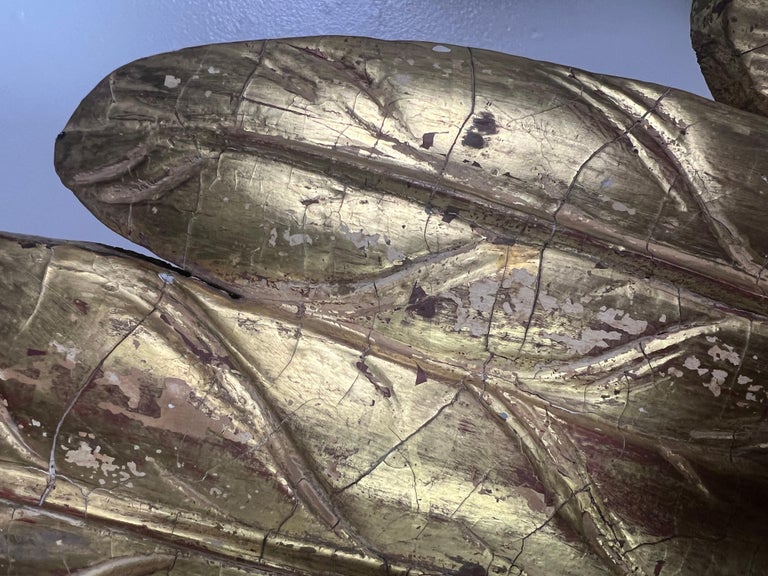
1, 1, 709, 254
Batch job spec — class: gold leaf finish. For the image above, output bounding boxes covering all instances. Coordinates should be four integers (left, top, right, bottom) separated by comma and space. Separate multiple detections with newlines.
2, 5, 768, 573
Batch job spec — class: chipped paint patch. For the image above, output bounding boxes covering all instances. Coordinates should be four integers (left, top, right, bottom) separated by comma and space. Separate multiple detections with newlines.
158, 272, 174, 284
706, 369, 728, 397
510, 267, 535, 288
96, 369, 141, 410
611, 201, 637, 215
683, 356, 701, 371
163, 74, 181, 89
597, 307, 647, 335
64, 441, 118, 474
339, 222, 380, 250
561, 298, 584, 314
50, 340, 80, 367
468, 279, 499, 313
386, 244, 405, 263
667, 367, 684, 378
126, 461, 146, 477
707, 343, 740, 366
283, 228, 313, 246
507, 286, 535, 317
545, 329, 623, 355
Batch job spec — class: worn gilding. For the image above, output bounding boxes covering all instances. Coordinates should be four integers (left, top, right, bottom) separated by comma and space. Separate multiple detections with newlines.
1, 5, 768, 575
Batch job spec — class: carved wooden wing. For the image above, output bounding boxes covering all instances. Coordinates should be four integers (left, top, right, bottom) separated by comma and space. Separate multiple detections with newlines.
2, 2, 767, 574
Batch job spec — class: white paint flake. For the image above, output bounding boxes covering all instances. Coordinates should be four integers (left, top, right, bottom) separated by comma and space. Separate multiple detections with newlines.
126, 461, 146, 477
705, 369, 728, 397
597, 307, 647, 335
339, 222, 380, 249
64, 441, 118, 473
163, 75, 181, 89
707, 343, 741, 366
745, 384, 763, 402
561, 298, 584, 314
468, 279, 499, 313
545, 329, 623, 355
611, 201, 637, 215
538, 292, 558, 311
283, 228, 312, 246
510, 268, 536, 288
683, 356, 700, 370
508, 286, 535, 317
51, 340, 80, 366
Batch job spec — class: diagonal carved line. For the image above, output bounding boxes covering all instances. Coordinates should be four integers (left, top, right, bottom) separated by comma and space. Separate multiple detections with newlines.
337, 388, 461, 492
39, 280, 170, 506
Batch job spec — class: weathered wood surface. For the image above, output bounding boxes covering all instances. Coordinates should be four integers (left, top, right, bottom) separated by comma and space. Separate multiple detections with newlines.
2, 3, 768, 575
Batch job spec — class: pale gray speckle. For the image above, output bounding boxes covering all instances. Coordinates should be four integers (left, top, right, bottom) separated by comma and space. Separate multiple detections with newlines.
545, 328, 623, 354
597, 307, 647, 335
469, 279, 500, 313
707, 343, 741, 366
163, 74, 181, 88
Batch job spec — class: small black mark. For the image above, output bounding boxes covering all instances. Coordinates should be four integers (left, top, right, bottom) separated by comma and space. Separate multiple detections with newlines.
461, 131, 485, 149
472, 111, 498, 135
461, 112, 497, 149
300, 197, 320, 206
415, 364, 427, 385
421, 132, 437, 149
442, 206, 460, 223
406, 283, 438, 318
654, 559, 666, 576
409, 298, 436, 318
73, 298, 89, 315
456, 563, 486, 576
356, 359, 391, 398
27, 348, 47, 356
408, 285, 428, 304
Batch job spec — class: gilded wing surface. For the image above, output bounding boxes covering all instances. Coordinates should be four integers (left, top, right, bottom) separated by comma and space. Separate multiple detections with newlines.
2, 2, 768, 574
